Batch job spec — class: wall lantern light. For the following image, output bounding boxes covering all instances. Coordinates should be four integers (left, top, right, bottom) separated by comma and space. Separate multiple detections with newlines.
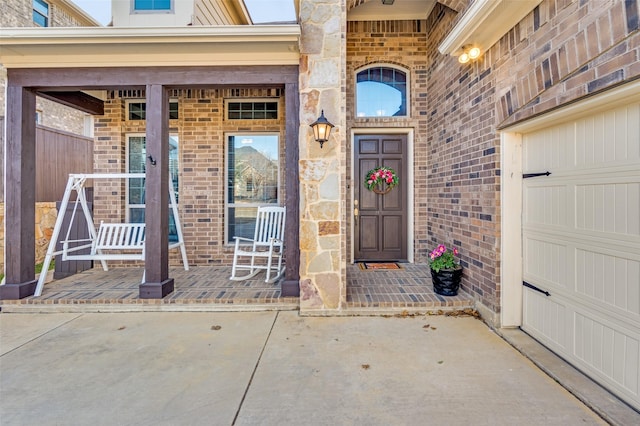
458, 45, 481, 64
310, 110, 334, 148
382, 0, 395, 4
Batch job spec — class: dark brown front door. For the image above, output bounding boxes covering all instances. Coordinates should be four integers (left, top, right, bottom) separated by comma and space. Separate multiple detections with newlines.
354, 134, 407, 261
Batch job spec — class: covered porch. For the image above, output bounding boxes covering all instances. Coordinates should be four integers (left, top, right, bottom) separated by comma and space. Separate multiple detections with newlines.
0, 26, 303, 301
0, 264, 474, 313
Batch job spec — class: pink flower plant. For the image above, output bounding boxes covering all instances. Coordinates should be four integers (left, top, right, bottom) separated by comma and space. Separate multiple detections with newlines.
429, 244, 461, 273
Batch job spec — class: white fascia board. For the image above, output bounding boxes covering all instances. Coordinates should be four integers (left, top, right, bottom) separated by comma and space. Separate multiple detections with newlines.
438, 0, 542, 56
0, 25, 301, 68
0, 25, 300, 44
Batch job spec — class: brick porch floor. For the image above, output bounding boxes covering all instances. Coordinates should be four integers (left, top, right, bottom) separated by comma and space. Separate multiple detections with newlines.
0, 263, 474, 312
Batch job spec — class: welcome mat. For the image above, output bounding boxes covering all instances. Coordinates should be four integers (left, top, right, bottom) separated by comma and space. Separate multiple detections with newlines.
358, 262, 402, 270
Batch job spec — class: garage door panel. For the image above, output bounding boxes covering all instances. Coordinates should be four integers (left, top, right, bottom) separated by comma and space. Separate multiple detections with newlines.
523, 184, 568, 227
610, 105, 640, 161
574, 310, 640, 400
525, 294, 640, 406
524, 235, 640, 323
523, 122, 574, 171
523, 289, 569, 349
576, 182, 640, 236
575, 103, 640, 167
576, 249, 640, 319
524, 236, 569, 290
522, 100, 640, 410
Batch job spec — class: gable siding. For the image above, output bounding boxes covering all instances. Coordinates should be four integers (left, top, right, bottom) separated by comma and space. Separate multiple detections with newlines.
193, 0, 245, 25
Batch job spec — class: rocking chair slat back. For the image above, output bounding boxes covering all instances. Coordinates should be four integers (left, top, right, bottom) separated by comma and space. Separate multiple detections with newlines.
230, 206, 286, 283
254, 207, 285, 246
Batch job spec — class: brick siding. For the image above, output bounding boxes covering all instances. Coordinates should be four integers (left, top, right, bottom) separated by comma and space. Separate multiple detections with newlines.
346, 0, 639, 314
346, 19, 429, 263
93, 88, 286, 267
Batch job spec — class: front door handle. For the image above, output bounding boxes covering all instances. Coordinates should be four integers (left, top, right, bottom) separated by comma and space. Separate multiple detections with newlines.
354, 199, 359, 225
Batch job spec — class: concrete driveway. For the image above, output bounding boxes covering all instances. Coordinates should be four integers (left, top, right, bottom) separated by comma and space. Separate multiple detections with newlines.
1, 311, 607, 425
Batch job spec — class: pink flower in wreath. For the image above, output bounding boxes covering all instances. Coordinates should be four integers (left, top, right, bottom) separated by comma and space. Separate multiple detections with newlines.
364, 166, 399, 192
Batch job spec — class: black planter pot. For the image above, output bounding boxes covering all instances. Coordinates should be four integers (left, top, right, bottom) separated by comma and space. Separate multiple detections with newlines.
431, 267, 463, 296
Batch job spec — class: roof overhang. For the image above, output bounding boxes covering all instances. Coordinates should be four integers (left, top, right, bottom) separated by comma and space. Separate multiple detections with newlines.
0, 25, 301, 68
438, 0, 542, 57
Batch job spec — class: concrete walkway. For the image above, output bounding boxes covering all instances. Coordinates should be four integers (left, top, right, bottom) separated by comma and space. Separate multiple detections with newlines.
0, 311, 610, 425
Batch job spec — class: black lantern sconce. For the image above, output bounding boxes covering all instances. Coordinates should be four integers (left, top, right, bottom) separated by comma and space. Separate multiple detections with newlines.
310, 110, 334, 148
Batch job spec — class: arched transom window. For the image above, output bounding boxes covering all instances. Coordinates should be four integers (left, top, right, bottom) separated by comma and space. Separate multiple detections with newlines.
356, 65, 408, 118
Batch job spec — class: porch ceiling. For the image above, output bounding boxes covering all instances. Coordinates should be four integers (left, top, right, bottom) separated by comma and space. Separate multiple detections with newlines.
0, 25, 301, 68
347, 0, 438, 21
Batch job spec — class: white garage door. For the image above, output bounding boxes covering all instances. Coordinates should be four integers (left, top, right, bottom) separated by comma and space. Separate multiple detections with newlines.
522, 101, 640, 410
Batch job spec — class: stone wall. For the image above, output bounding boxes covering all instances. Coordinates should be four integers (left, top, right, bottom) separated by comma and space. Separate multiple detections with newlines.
35, 203, 57, 264
1, 202, 56, 274
298, 0, 346, 311
92, 88, 286, 267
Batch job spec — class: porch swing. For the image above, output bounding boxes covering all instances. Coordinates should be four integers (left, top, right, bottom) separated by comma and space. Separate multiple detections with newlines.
35, 173, 189, 296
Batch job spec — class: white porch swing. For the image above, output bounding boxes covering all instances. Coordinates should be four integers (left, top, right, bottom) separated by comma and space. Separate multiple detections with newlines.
35, 173, 189, 296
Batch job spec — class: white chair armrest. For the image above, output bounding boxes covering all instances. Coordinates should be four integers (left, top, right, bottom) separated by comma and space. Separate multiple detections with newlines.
233, 236, 255, 243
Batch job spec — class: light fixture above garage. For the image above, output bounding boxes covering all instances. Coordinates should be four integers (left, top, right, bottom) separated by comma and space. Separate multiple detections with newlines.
458, 45, 481, 64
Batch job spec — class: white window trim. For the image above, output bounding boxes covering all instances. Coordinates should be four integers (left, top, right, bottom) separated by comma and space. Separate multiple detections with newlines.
224, 132, 281, 245
354, 63, 411, 119
126, 133, 145, 224
131, 0, 174, 14
225, 98, 280, 120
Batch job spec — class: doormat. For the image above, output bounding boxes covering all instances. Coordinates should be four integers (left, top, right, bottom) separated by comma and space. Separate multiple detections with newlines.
358, 262, 402, 270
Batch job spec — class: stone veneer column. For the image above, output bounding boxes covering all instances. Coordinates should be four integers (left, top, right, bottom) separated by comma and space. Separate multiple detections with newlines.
298, 0, 347, 312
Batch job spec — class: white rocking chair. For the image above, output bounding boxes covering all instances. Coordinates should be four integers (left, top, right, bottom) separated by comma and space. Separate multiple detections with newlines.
230, 206, 286, 283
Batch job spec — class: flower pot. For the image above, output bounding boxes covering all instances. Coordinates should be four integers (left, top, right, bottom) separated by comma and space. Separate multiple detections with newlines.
431, 267, 462, 296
